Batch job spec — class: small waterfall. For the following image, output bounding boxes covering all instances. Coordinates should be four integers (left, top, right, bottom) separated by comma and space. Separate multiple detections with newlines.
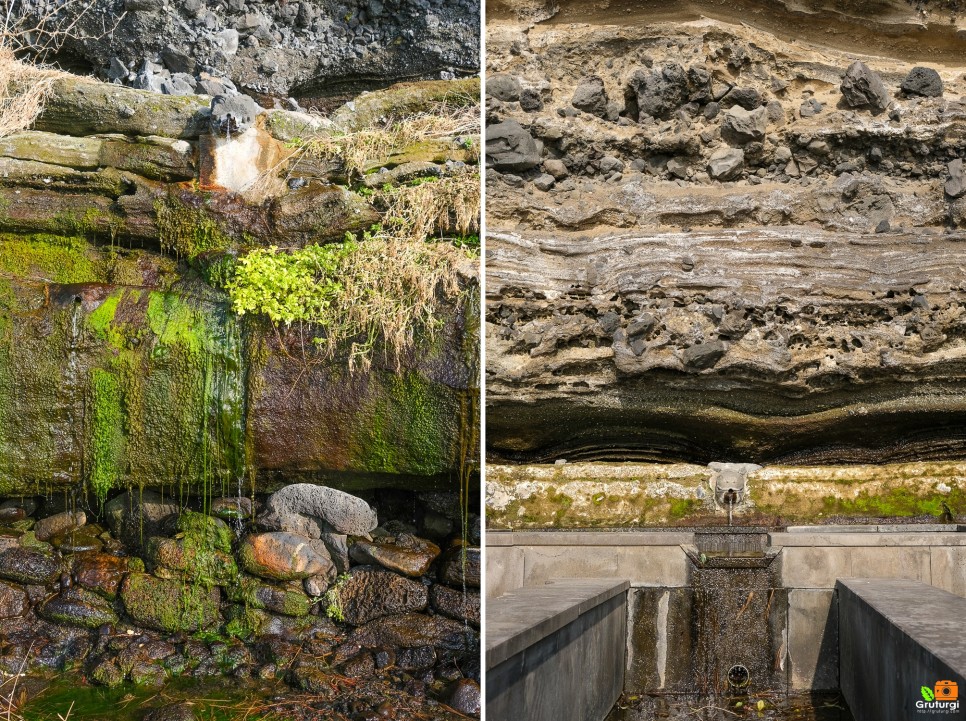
685, 529, 785, 696
62, 299, 84, 501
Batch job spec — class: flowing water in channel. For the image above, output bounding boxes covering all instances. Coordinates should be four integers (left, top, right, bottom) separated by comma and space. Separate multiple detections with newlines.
614, 529, 855, 721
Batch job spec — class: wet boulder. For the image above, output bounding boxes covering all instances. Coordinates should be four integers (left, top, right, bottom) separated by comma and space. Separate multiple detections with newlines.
34, 510, 85, 542
0, 580, 28, 618
211, 496, 254, 520
349, 612, 475, 653
333, 566, 428, 625
72, 553, 131, 599
260, 484, 378, 539
51, 525, 104, 554
430, 584, 481, 627
439, 546, 481, 588
485, 120, 541, 172
348, 534, 440, 577
120, 573, 221, 633
840, 61, 891, 112
38, 586, 118, 628
238, 532, 335, 581
901, 67, 943, 97
0, 547, 60, 585
104, 490, 178, 551
448, 679, 482, 716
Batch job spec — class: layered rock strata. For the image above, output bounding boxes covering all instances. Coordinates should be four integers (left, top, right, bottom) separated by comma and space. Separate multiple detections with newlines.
485, 2, 966, 467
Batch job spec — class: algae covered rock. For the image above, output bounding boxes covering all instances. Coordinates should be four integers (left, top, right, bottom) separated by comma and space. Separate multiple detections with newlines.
227, 576, 312, 617
237, 532, 335, 581
147, 536, 237, 587
120, 572, 221, 632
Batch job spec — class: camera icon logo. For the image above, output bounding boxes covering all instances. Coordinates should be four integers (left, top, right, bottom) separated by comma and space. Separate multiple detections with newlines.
934, 680, 958, 702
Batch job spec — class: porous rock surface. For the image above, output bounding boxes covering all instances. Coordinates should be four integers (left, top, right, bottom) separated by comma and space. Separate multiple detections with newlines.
485, 0, 966, 465
19, 0, 479, 105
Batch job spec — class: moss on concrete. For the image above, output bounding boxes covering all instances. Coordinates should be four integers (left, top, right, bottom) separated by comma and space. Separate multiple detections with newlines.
487, 462, 966, 528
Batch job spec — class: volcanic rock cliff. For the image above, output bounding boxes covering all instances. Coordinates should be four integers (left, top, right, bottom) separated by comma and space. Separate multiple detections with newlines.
0, 70, 480, 497
485, 0, 966, 468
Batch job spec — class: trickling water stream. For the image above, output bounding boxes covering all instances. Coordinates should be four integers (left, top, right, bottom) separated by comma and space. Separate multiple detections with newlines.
615, 528, 854, 720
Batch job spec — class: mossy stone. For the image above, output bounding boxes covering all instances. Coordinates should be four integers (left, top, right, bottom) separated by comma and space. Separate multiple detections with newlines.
120, 572, 221, 633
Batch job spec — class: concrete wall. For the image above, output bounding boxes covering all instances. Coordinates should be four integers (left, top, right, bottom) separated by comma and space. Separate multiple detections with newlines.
487, 529, 966, 692
486, 579, 628, 721
838, 578, 966, 721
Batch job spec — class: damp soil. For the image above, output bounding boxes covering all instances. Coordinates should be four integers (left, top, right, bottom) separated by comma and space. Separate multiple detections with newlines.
605, 692, 855, 721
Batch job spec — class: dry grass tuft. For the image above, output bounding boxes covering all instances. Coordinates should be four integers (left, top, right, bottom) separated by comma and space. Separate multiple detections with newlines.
303, 103, 480, 179
377, 171, 480, 241
228, 236, 470, 372
0, 46, 60, 138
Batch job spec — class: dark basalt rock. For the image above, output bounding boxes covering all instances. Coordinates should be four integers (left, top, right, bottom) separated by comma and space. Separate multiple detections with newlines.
901, 66, 943, 97
0, 548, 60, 585
337, 566, 429, 625
430, 584, 481, 626
438, 546, 480, 588
571, 75, 608, 118
840, 61, 891, 112
485, 120, 542, 171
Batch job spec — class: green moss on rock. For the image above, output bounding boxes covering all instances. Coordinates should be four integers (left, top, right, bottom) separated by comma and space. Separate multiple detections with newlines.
86, 369, 125, 502
120, 572, 221, 633
354, 370, 457, 476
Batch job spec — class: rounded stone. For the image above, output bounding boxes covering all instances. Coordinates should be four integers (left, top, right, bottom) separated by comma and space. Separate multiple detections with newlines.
238, 532, 335, 581
348, 535, 440, 577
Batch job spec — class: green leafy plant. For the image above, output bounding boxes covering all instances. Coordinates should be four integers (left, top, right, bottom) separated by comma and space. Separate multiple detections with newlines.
225, 233, 470, 371
323, 573, 351, 622
922, 686, 936, 702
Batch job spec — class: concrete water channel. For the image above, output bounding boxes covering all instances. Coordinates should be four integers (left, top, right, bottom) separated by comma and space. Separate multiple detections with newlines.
485, 526, 966, 721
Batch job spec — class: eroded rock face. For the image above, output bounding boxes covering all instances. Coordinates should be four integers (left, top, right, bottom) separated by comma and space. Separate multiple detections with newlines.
20, 0, 480, 103
485, 2, 966, 466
